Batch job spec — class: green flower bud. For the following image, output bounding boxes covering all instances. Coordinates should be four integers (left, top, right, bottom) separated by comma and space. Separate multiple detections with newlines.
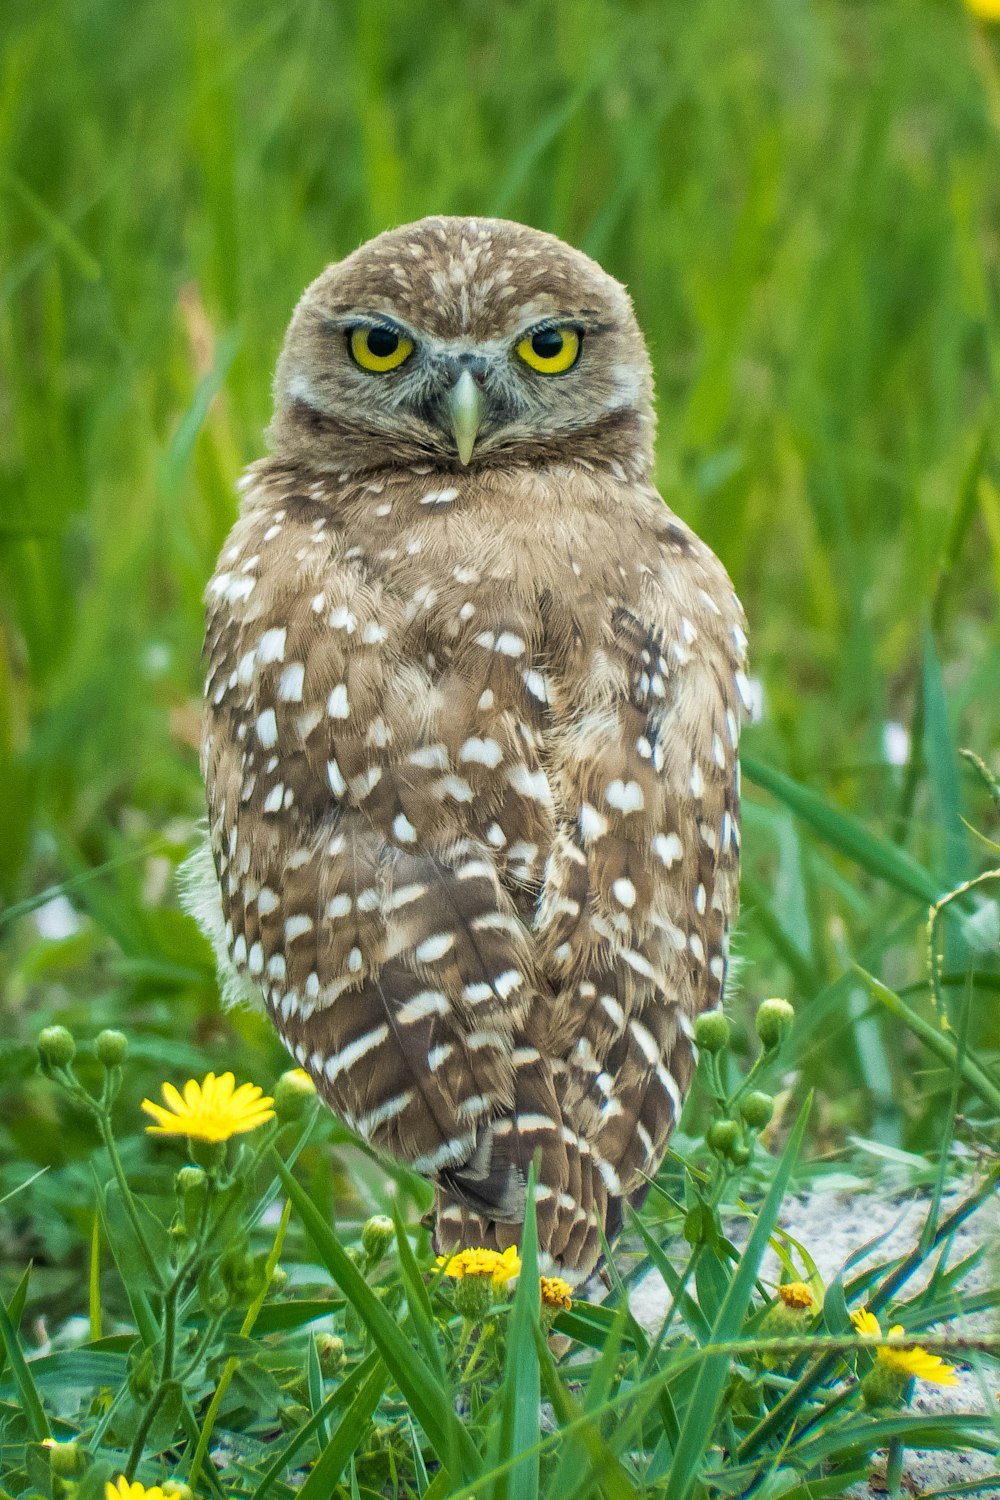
755, 998, 794, 1050
454, 1271, 494, 1321
37, 1025, 76, 1070
197, 1263, 229, 1318
273, 1067, 317, 1122
176, 1165, 208, 1196
162, 1484, 194, 1500
683, 1204, 709, 1245
730, 1144, 752, 1168
739, 1091, 774, 1131
44, 1440, 86, 1477
707, 1119, 740, 1157
361, 1214, 394, 1264
95, 1029, 128, 1067
860, 1362, 907, 1409
220, 1247, 266, 1303
694, 1010, 731, 1053
189, 1137, 227, 1173
128, 1346, 155, 1400
269, 1265, 288, 1293
316, 1333, 346, 1377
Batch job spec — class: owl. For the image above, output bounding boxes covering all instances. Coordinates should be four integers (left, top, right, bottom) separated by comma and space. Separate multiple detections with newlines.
190, 216, 747, 1283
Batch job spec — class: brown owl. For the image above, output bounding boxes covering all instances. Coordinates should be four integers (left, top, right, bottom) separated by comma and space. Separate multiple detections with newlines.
188, 216, 748, 1282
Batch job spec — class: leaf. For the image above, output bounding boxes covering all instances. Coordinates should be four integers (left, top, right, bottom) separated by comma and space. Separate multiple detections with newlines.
390, 1196, 448, 1384
272, 1152, 479, 1484
0, 1284, 49, 1439
0, 1266, 31, 1386
742, 754, 939, 903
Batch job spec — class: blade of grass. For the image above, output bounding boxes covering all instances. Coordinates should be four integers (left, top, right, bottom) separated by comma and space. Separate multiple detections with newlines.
742, 753, 939, 903
855, 967, 1000, 1114
89, 1212, 102, 1343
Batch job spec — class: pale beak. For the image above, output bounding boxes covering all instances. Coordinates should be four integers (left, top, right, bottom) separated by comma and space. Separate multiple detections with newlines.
447, 369, 485, 465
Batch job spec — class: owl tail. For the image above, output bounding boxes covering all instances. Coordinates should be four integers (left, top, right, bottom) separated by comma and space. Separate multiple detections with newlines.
432, 1020, 610, 1284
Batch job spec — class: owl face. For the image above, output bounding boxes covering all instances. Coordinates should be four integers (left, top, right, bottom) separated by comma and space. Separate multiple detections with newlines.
269, 216, 654, 476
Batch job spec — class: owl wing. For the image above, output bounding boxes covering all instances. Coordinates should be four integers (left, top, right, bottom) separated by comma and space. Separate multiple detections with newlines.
536, 513, 747, 1227
202, 490, 543, 1190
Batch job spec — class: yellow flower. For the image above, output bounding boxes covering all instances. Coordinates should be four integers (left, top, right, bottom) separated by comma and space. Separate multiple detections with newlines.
540, 1276, 573, 1311
142, 1071, 275, 1142
106, 1479, 170, 1500
966, 0, 1000, 21
435, 1244, 522, 1288
777, 1281, 817, 1311
851, 1308, 958, 1387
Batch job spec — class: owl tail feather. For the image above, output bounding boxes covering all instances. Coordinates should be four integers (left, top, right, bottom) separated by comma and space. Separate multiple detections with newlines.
433, 1025, 609, 1285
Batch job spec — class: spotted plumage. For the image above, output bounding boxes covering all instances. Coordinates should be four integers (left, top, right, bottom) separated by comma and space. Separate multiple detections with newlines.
192, 216, 746, 1282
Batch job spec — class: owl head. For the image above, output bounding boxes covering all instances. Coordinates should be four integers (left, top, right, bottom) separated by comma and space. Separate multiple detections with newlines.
268, 216, 654, 479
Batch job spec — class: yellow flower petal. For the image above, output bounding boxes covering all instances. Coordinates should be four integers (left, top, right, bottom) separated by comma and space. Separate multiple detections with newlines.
879, 1328, 959, 1387
141, 1071, 275, 1141
851, 1307, 882, 1339
105, 1480, 170, 1500
966, 0, 1000, 22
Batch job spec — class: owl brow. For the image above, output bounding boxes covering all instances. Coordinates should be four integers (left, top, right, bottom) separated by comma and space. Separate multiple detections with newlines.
311, 307, 413, 336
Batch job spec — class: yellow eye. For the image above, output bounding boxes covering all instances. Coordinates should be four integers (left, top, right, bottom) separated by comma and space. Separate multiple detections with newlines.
349, 325, 414, 373
516, 324, 581, 374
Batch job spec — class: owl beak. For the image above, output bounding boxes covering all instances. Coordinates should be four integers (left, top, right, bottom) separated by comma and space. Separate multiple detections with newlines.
447, 369, 485, 465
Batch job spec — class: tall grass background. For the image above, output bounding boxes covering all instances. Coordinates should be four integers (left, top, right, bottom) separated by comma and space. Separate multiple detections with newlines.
2, 0, 1000, 1491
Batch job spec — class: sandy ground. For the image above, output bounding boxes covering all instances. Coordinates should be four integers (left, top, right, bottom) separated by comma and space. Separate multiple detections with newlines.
628, 1183, 1000, 1498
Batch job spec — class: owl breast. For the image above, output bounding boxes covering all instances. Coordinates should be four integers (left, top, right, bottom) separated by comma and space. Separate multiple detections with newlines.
202, 458, 746, 1279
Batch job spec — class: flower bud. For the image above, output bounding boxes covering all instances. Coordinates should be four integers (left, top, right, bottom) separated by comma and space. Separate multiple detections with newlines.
269, 1265, 288, 1293
316, 1333, 346, 1377
694, 1010, 730, 1054
128, 1347, 155, 1400
220, 1247, 266, 1303
755, 998, 794, 1050
176, 1165, 208, 1197
273, 1067, 317, 1122
95, 1029, 128, 1067
454, 1272, 494, 1321
730, 1144, 752, 1168
43, 1440, 86, 1477
162, 1483, 195, 1500
361, 1214, 394, 1264
706, 1119, 740, 1157
860, 1362, 907, 1409
739, 1091, 774, 1131
190, 1137, 227, 1173
37, 1025, 76, 1070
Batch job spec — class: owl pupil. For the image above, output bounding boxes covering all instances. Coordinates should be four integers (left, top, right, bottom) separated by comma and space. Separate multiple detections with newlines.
531, 329, 564, 360
367, 327, 399, 357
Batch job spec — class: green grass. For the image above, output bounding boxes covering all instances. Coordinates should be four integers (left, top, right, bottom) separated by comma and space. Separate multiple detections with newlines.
2, 0, 1000, 1494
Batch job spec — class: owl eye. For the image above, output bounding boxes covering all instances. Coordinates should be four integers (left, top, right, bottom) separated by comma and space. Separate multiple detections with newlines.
516, 324, 581, 375
349, 324, 414, 373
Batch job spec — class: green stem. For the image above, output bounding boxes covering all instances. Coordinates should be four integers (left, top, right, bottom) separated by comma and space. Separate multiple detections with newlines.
125, 1383, 166, 1479
186, 1198, 291, 1491
95, 1109, 164, 1290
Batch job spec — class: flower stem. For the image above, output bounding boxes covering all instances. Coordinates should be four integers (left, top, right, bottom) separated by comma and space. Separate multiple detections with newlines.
95, 1109, 163, 1290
